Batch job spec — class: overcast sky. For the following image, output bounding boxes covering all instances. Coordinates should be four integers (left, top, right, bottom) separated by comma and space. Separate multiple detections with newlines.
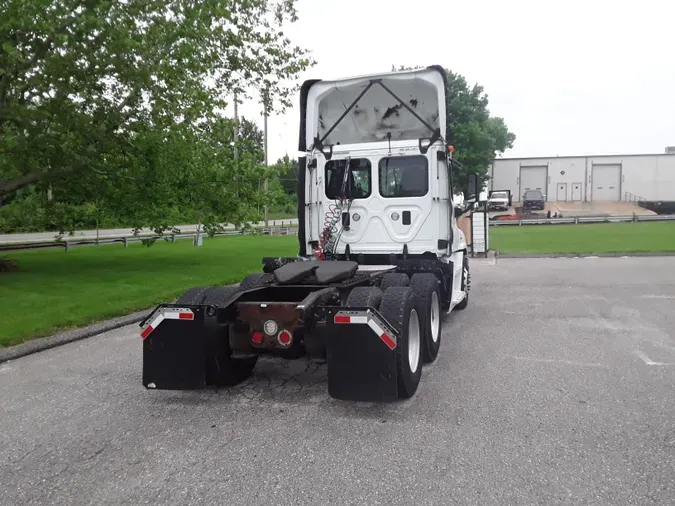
229, 0, 675, 162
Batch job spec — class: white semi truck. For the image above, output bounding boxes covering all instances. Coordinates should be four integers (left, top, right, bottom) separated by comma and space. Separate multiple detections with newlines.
140, 66, 478, 401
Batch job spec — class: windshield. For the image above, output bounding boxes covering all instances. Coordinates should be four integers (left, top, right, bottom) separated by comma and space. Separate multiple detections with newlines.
492, 192, 507, 199
525, 190, 543, 199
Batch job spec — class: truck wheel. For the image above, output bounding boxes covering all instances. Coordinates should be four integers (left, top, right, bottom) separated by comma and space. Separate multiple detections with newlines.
378, 287, 422, 399
176, 286, 213, 305
379, 273, 410, 291
303, 329, 326, 362
177, 286, 239, 309
346, 286, 383, 309
410, 273, 442, 363
238, 272, 272, 291
455, 255, 470, 310
195, 286, 258, 386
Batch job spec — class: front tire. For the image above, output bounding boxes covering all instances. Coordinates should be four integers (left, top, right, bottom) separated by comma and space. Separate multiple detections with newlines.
410, 273, 442, 363
378, 287, 422, 399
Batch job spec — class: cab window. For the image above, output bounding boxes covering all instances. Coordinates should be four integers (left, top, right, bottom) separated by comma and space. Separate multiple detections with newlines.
325, 158, 371, 200
378, 155, 429, 198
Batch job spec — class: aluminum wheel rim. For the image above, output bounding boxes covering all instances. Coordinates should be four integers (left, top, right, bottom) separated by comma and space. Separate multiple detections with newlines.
408, 309, 421, 374
430, 291, 440, 343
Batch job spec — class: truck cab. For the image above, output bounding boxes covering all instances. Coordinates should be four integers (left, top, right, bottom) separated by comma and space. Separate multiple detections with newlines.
296, 66, 470, 264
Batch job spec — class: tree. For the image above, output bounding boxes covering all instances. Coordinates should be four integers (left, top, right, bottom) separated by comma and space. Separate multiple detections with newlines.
393, 66, 515, 189
0, 0, 314, 231
272, 155, 299, 196
238, 116, 265, 161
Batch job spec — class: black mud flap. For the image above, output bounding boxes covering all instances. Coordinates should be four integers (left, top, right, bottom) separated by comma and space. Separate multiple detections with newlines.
141, 305, 213, 390
324, 307, 399, 402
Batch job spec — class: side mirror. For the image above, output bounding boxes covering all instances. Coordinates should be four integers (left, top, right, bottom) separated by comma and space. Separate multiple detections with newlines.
465, 173, 478, 204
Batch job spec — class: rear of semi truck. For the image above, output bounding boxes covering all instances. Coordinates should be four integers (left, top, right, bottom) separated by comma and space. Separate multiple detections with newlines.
141, 66, 478, 401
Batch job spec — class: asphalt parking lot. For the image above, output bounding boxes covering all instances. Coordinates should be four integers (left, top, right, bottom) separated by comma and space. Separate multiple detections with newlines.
2, 256, 675, 505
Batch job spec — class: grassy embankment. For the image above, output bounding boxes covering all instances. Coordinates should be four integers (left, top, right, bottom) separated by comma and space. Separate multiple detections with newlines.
0, 235, 298, 347
490, 221, 675, 255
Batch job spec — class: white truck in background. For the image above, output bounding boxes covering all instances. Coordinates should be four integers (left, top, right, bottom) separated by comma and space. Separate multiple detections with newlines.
488, 190, 511, 211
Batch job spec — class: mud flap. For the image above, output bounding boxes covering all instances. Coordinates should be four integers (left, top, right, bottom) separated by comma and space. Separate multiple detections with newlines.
325, 307, 399, 401
141, 305, 212, 390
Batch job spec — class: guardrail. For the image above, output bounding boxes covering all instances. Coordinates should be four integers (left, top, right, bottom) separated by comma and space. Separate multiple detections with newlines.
624, 192, 647, 206
0, 226, 298, 252
490, 214, 675, 226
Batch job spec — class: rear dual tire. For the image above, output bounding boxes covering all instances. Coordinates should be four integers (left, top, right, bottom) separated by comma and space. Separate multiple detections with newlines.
378, 287, 423, 399
379, 273, 410, 291
238, 272, 272, 291
373, 271, 444, 365
348, 286, 422, 399
409, 274, 442, 363
176, 286, 257, 386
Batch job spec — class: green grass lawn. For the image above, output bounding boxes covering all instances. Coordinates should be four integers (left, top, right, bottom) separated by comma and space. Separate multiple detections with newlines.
266, 211, 297, 221
0, 235, 298, 347
490, 221, 675, 255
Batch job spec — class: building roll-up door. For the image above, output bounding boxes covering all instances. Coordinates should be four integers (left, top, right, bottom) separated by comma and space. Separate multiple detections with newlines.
591, 164, 621, 201
519, 166, 548, 201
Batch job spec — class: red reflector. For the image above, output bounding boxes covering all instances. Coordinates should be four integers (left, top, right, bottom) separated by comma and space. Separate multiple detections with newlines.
140, 326, 154, 339
178, 312, 194, 320
252, 331, 264, 344
334, 315, 351, 324
380, 332, 396, 350
278, 330, 292, 346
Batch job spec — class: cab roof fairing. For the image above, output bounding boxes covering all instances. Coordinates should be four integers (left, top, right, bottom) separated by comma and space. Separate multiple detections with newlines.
298, 66, 448, 153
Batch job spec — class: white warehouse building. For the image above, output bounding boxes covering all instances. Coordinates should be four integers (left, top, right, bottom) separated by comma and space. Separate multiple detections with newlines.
489, 153, 675, 203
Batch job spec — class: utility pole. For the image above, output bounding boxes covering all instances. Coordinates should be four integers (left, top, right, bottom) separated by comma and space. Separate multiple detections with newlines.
232, 92, 240, 204
263, 88, 269, 228
233, 92, 239, 161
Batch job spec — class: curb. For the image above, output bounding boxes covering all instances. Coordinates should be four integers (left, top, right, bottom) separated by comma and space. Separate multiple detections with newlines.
0, 309, 151, 365
495, 251, 675, 258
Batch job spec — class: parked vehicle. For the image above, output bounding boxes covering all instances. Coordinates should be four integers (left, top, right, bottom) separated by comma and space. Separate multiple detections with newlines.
140, 66, 478, 401
488, 190, 511, 211
522, 189, 546, 210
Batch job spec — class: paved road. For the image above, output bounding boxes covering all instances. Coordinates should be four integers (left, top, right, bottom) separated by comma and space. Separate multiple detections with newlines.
2, 257, 675, 505
0, 219, 299, 244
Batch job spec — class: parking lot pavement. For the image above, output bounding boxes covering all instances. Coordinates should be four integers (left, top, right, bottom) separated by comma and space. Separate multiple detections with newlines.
2, 257, 675, 505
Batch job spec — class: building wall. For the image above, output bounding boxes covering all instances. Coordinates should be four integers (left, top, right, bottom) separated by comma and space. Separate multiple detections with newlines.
490, 154, 675, 202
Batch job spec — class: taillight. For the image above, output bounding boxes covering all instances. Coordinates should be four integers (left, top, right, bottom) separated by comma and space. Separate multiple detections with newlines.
277, 330, 292, 347
251, 331, 264, 344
